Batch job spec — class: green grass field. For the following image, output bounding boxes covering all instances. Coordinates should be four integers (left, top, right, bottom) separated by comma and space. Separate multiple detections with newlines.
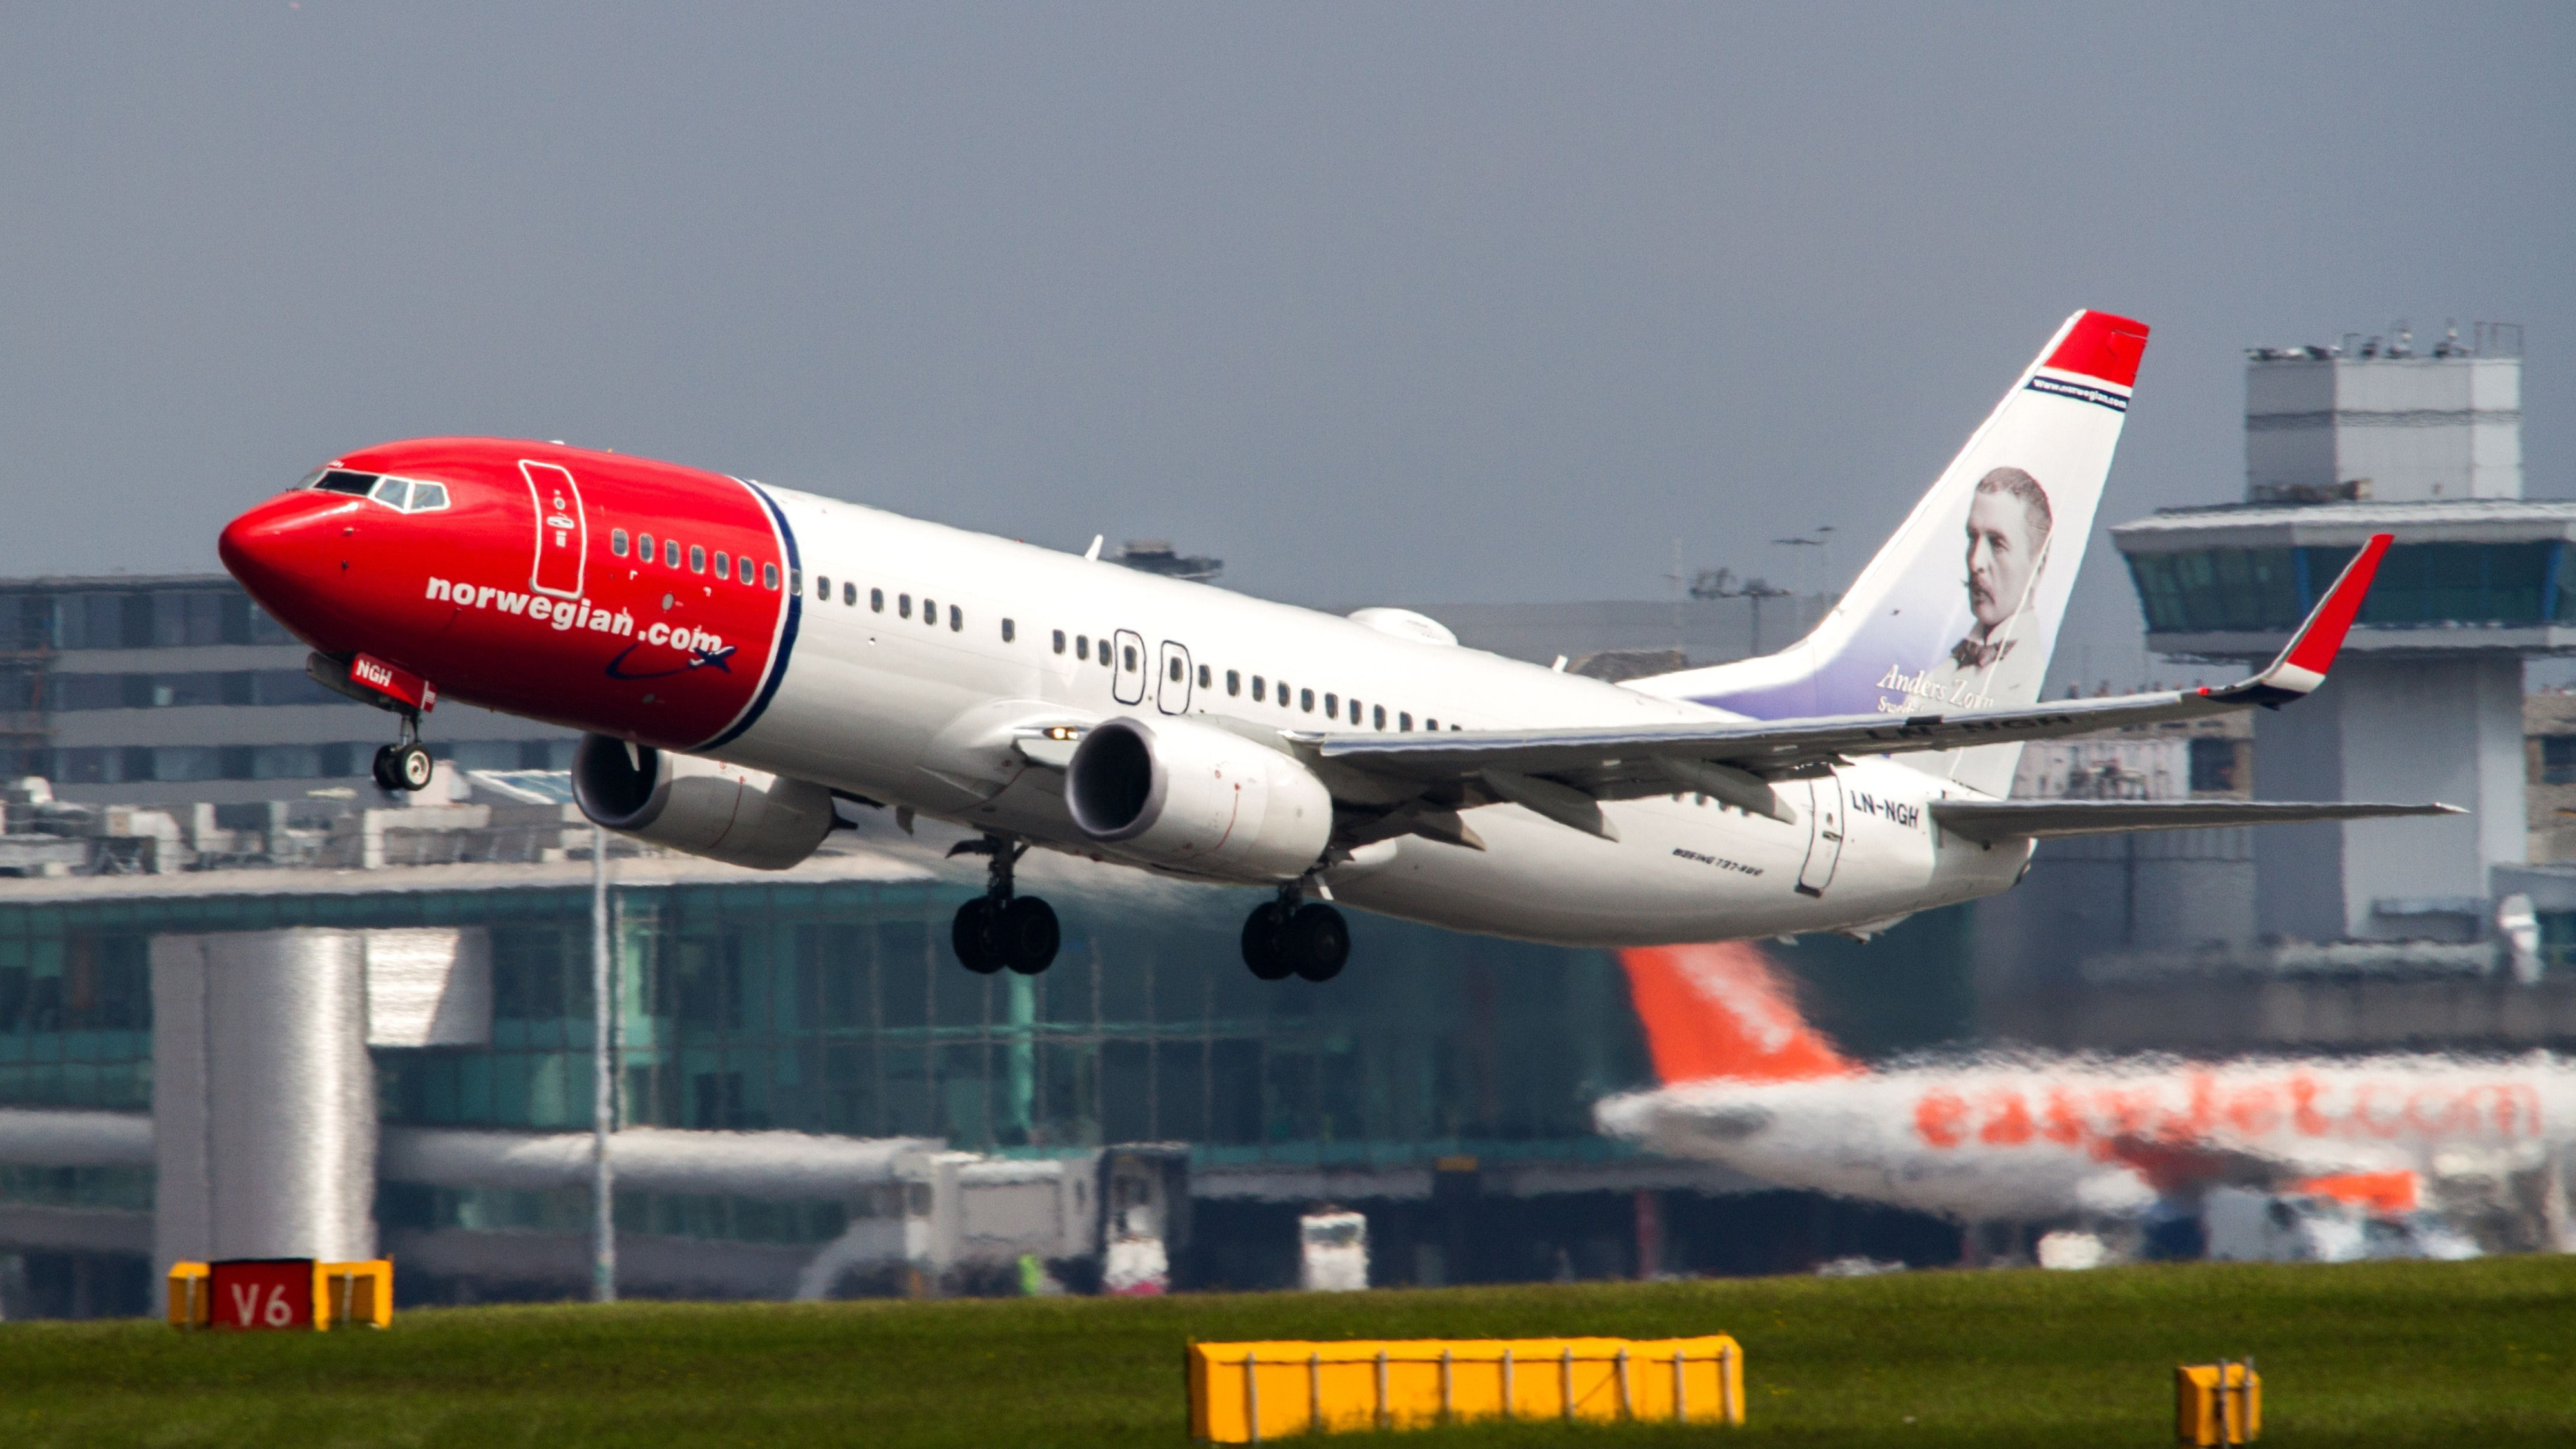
2, 1256, 2570, 1447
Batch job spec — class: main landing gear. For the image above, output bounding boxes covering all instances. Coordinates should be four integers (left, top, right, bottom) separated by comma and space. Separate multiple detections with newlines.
950, 835, 1060, 976
370, 714, 435, 793
1241, 886, 1349, 983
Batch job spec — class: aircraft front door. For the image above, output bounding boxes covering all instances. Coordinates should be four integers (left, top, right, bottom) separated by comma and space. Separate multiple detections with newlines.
1155, 641, 1193, 714
1795, 772, 1846, 898
1110, 629, 1147, 706
520, 460, 587, 599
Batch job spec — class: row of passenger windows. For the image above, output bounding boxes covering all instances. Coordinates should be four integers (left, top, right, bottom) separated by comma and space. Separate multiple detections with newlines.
802, 573, 1455, 732
812, 575, 967, 632
1044, 629, 1456, 732
607, 529, 780, 591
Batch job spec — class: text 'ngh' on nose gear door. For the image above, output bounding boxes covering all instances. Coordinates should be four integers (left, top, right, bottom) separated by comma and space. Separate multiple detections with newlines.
1110, 629, 1147, 706
521, 460, 587, 598
1156, 641, 1192, 714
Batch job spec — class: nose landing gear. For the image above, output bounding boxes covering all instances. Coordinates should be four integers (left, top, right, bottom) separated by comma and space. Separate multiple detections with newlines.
949, 835, 1060, 976
1241, 886, 1349, 982
371, 715, 435, 793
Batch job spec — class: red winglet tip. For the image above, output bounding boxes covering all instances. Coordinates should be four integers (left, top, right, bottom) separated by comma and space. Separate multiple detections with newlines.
2043, 310, 2150, 388
2284, 533, 2395, 674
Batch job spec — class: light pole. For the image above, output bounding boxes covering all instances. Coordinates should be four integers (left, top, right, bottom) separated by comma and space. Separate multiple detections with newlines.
591, 822, 617, 1303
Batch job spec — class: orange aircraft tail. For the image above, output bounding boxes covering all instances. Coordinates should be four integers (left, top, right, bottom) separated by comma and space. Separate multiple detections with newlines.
1618, 942, 1857, 1084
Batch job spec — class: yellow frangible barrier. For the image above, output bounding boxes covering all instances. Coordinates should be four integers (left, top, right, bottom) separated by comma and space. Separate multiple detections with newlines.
2177, 1360, 2262, 1445
166, 1262, 210, 1328
1188, 1336, 1743, 1442
321, 1260, 395, 1329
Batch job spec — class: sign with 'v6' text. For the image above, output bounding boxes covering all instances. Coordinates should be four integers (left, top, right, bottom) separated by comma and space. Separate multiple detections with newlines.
207, 1259, 317, 1331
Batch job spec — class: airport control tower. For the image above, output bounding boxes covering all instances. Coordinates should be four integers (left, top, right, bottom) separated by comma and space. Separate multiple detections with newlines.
2112, 323, 2556, 944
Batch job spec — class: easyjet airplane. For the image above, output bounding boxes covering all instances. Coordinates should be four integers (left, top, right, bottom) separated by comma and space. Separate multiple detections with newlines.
218, 310, 2449, 981
1596, 942, 2574, 1227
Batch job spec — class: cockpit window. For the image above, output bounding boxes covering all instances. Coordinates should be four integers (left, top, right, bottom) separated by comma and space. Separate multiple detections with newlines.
409, 481, 449, 511
311, 469, 377, 497
371, 477, 412, 508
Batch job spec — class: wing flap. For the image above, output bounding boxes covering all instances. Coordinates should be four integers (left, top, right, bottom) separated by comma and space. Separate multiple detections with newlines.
1929, 799, 2459, 844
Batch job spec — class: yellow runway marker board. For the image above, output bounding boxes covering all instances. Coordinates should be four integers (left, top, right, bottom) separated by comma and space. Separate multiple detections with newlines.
1188, 1336, 1742, 1442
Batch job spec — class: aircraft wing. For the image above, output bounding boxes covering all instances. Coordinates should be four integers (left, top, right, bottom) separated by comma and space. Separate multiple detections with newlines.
1307, 535, 2414, 838
1929, 798, 2459, 843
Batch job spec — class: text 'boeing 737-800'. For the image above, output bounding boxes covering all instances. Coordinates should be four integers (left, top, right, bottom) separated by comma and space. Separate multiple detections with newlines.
218, 310, 2453, 981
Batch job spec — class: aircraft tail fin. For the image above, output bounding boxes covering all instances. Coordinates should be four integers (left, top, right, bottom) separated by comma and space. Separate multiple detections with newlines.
1617, 942, 1855, 1085
1633, 310, 2150, 796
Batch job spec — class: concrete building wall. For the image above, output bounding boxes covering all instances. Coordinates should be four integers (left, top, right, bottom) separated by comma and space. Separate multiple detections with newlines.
2254, 653, 2526, 942
2246, 354, 2523, 502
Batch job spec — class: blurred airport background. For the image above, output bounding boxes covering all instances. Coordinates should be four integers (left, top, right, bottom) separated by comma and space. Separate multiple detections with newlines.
3, 323, 2572, 1317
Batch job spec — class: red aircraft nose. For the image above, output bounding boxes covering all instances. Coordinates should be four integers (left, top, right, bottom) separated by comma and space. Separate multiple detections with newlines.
218, 491, 359, 646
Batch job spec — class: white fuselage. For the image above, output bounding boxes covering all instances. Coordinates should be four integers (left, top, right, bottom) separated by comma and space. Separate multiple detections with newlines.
712, 487, 2026, 945
1598, 1054, 2576, 1222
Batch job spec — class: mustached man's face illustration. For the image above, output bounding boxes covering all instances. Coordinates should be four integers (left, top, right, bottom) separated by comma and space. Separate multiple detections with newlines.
1964, 489, 2047, 632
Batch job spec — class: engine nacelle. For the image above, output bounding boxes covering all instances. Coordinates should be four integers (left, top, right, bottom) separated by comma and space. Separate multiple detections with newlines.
571, 734, 836, 871
1063, 716, 1332, 881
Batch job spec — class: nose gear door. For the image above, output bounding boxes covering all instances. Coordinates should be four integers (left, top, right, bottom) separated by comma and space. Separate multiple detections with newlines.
1156, 641, 1193, 714
1110, 629, 1147, 706
1795, 772, 1846, 898
521, 460, 587, 598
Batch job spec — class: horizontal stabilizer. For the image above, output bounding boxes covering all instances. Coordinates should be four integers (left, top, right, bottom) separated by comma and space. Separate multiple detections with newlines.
1929, 798, 2459, 844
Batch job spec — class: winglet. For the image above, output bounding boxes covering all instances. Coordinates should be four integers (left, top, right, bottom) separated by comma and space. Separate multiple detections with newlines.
2225, 533, 2392, 703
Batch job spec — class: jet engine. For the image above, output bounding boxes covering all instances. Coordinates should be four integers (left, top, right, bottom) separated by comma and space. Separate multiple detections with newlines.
1063, 716, 1333, 881
571, 734, 836, 871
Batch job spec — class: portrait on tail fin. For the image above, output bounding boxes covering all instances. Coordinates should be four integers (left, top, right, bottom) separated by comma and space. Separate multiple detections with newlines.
1906, 466, 2055, 715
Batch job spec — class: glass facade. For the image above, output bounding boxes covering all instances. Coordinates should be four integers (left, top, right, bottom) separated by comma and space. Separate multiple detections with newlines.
2125, 541, 2568, 634
0, 877, 1657, 1160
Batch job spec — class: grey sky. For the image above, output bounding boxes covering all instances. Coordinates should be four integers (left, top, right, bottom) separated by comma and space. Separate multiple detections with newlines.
6, 5, 2570, 683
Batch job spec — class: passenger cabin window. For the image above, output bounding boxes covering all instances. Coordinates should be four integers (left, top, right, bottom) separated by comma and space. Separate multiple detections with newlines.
1425, 717, 1437, 731
1052, 630, 1066, 654
1325, 693, 1339, 719
869, 587, 882, 611
1122, 644, 1138, 671
1399, 712, 1412, 732
922, 598, 936, 625
817, 575, 831, 600
1168, 657, 1183, 683
949, 604, 962, 631
612, 529, 630, 558
1077, 636, 1090, 661
770, 564, 784, 591
714, 551, 730, 580
665, 540, 681, 568
741, 556, 757, 585
1300, 688, 1314, 713
843, 582, 856, 605
1374, 705, 1387, 729
1001, 618, 1016, 643
899, 594, 912, 619
1197, 664, 1211, 688
1226, 670, 1240, 696
690, 546, 707, 574
1251, 676, 1265, 702
639, 533, 656, 562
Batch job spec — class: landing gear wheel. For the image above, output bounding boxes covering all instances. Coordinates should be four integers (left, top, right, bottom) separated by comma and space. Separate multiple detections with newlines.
998, 896, 1060, 976
952, 898, 1005, 974
1283, 904, 1350, 982
374, 743, 435, 793
1240, 901, 1295, 981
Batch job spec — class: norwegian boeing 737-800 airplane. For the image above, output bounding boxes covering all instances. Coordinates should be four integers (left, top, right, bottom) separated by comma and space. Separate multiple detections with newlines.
218, 310, 2449, 981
